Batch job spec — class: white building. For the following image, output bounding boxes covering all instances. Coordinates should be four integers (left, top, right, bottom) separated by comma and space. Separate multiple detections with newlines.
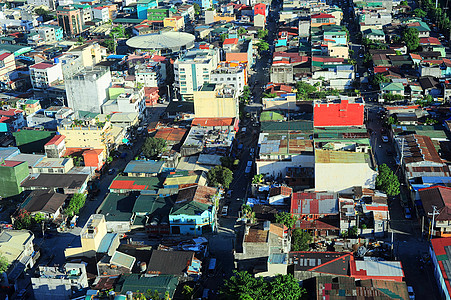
315, 150, 377, 193
27, 0, 56, 9
102, 88, 146, 117
65, 67, 112, 113
91, 6, 109, 23
210, 64, 246, 95
29, 62, 64, 89
174, 48, 219, 97
30, 26, 57, 44
32, 263, 88, 300
135, 62, 162, 87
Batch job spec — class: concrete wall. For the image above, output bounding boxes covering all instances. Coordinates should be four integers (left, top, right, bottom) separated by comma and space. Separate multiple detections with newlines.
315, 162, 377, 193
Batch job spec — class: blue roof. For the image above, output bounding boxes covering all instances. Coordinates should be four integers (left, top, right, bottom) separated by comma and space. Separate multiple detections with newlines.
107, 54, 127, 60
336, 65, 353, 71
421, 176, 451, 184
98, 233, 118, 253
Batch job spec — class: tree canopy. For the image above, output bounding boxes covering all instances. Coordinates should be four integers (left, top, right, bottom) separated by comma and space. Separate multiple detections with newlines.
295, 81, 317, 100
65, 193, 86, 217
275, 212, 297, 229
291, 229, 312, 251
376, 164, 400, 196
257, 29, 268, 39
221, 271, 306, 300
372, 73, 390, 85
142, 137, 167, 159
0, 255, 8, 273
256, 41, 270, 53
402, 28, 419, 52
207, 166, 233, 188
14, 209, 32, 230
413, 8, 427, 17
193, 3, 201, 15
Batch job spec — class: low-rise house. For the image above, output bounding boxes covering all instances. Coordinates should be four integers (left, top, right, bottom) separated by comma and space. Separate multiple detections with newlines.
0, 107, 26, 132
349, 256, 404, 282
21, 190, 67, 220
31, 157, 74, 174
430, 238, 451, 300
145, 250, 201, 278
313, 99, 364, 128
419, 76, 441, 97
31, 263, 88, 300
379, 82, 405, 97
0, 230, 35, 283
114, 274, 179, 299
110, 112, 139, 129
96, 193, 137, 233
0, 160, 29, 198
362, 28, 385, 42
235, 221, 290, 272
124, 160, 164, 177
65, 214, 107, 258
132, 193, 172, 233
419, 186, 451, 237
21, 173, 89, 194
262, 92, 297, 111
109, 176, 160, 193
169, 185, 218, 235
289, 251, 351, 280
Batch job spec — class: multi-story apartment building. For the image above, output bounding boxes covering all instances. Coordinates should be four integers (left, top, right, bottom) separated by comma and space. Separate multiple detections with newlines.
174, 48, 219, 98
56, 6, 83, 36
29, 62, 64, 89
72, 4, 92, 24
65, 67, 112, 113
210, 62, 246, 95
193, 83, 239, 118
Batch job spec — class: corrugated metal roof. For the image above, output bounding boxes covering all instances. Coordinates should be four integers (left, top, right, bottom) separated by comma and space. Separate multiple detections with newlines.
315, 149, 368, 164
111, 251, 136, 269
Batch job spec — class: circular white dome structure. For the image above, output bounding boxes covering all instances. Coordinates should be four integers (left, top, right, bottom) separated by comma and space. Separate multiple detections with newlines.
126, 32, 195, 51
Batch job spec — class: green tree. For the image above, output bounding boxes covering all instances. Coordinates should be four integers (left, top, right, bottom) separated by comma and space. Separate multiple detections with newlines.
376, 164, 400, 196
424, 117, 438, 125
193, 3, 201, 15
33, 213, 45, 224
387, 116, 398, 125
382, 93, 404, 102
207, 166, 233, 188
111, 25, 128, 38
291, 229, 312, 251
220, 156, 235, 169
413, 8, 427, 17
65, 193, 86, 217
252, 174, 263, 184
220, 271, 306, 300
266, 274, 305, 300
237, 27, 247, 35
348, 58, 357, 66
14, 209, 32, 230
400, 0, 408, 5
240, 86, 251, 103
257, 41, 269, 53
372, 73, 390, 85
142, 137, 167, 159
349, 226, 359, 237
220, 33, 228, 42
363, 53, 373, 65
34, 7, 53, 22
102, 38, 115, 53
295, 81, 317, 100
402, 27, 420, 52
257, 29, 268, 39
0, 255, 8, 273
275, 212, 297, 228
182, 285, 194, 300
262, 92, 277, 98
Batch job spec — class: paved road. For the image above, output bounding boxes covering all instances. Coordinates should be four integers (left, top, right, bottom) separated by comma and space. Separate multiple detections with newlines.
366, 104, 440, 300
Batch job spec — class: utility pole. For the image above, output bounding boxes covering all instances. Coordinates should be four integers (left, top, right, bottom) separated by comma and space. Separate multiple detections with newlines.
428, 205, 440, 239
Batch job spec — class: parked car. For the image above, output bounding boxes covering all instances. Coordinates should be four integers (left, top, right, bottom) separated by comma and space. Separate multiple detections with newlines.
221, 206, 229, 216
404, 207, 412, 219
226, 190, 233, 198
407, 286, 415, 299
108, 168, 116, 175
382, 136, 389, 143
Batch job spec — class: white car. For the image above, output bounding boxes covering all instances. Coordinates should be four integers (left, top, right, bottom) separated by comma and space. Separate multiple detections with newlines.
221, 206, 229, 216
407, 286, 415, 300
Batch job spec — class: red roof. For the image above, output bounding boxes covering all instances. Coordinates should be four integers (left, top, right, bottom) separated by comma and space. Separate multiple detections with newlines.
44, 134, 65, 146
312, 56, 344, 63
0, 53, 11, 61
223, 38, 239, 45
419, 37, 441, 45
192, 118, 235, 127
0, 108, 23, 117
314, 100, 364, 127
431, 237, 451, 294
1, 160, 23, 167
410, 53, 422, 60
154, 127, 187, 142
30, 62, 54, 70
311, 13, 334, 19
110, 180, 147, 190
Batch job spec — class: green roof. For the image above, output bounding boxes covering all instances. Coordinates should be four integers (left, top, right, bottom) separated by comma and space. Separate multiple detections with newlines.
98, 193, 136, 222
114, 18, 146, 24
260, 111, 284, 121
171, 200, 210, 216
12, 130, 56, 153
260, 120, 313, 132
114, 274, 178, 297
314, 127, 370, 145
324, 31, 347, 36
364, 28, 385, 36
380, 82, 404, 91
0, 44, 32, 56
132, 194, 173, 214
24, 99, 39, 105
